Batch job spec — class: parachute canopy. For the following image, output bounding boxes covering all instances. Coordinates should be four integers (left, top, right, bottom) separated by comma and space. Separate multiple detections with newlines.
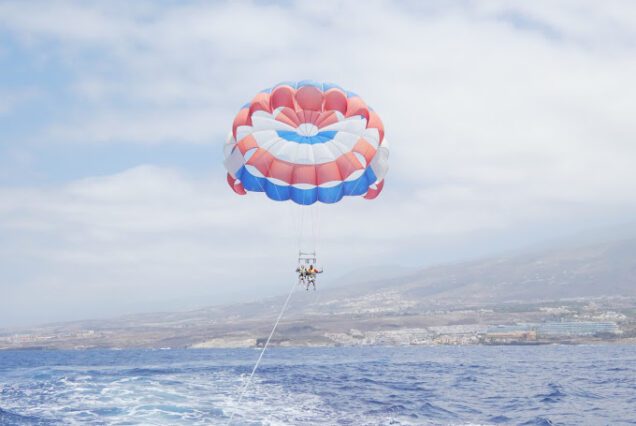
224, 80, 389, 205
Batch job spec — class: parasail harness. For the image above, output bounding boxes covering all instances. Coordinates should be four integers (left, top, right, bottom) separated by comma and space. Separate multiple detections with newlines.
297, 251, 322, 290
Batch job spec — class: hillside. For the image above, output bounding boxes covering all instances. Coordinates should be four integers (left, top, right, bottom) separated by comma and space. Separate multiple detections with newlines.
294, 237, 636, 316
2, 237, 636, 349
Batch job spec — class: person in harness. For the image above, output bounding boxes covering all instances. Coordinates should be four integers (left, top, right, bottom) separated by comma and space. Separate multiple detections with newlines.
305, 264, 323, 291
296, 264, 307, 287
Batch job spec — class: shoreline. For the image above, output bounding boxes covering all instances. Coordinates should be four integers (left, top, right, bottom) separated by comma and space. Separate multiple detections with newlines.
2, 337, 635, 351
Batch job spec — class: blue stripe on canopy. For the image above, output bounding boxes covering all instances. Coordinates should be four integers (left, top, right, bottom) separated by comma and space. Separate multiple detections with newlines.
235, 166, 377, 205
276, 130, 337, 144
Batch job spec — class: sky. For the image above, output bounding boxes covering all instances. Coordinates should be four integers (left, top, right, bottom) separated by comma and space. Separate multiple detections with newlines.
1, 0, 636, 327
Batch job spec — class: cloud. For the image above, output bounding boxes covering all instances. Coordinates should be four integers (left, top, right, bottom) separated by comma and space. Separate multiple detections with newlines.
1, 0, 636, 325
1, 161, 633, 326
0, 87, 39, 115
0, 166, 408, 325
47, 108, 227, 144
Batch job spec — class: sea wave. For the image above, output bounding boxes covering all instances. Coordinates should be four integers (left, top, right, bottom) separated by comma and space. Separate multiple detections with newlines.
0, 345, 634, 425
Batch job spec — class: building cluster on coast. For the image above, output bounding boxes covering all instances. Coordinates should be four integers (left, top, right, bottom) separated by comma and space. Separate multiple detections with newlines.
1, 299, 634, 350
0, 330, 97, 347
481, 321, 620, 344
324, 321, 623, 346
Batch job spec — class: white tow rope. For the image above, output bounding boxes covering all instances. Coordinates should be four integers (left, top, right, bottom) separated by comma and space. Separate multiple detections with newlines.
226, 279, 297, 425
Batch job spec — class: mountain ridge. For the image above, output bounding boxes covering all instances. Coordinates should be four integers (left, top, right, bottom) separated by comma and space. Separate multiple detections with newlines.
2, 234, 636, 349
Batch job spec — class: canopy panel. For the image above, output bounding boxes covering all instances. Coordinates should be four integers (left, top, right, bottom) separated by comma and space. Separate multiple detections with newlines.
223, 80, 389, 205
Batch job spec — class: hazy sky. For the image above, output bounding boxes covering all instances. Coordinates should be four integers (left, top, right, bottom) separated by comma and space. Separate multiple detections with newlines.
1, 1, 636, 327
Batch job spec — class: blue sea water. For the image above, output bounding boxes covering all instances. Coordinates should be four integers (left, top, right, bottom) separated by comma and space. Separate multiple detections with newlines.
0, 345, 635, 425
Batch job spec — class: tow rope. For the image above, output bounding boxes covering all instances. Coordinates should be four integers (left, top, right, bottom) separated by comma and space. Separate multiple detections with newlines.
226, 279, 297, 425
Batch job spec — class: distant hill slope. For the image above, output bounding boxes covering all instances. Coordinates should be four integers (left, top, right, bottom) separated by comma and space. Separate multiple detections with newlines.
404, 237, 636, 303
2, 236, 635, 350
99, 236, 636, 321
282, 237, 636, 317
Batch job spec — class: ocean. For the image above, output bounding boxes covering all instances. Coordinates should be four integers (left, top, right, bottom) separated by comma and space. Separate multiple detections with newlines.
0, 345, 634, 425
